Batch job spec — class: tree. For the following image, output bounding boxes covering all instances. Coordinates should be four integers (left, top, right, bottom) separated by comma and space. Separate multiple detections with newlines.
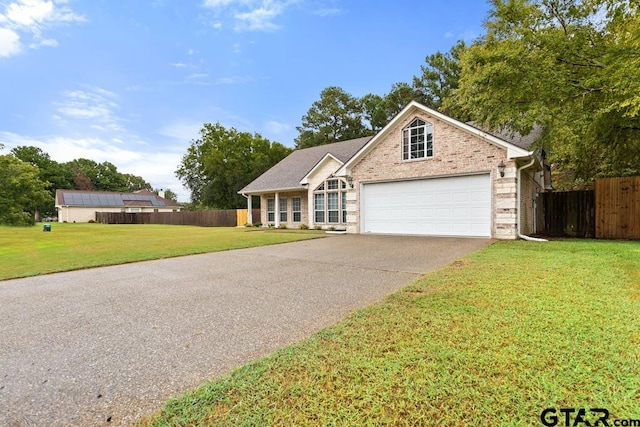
413, 39, 468, 120
155, 188, 178, 202
122, 174, 152, 192
68, 159, 151, 192
295, 86, 370, 148
382, 82, 427, 120
11, 146, 74, 216
455, 0, 640, 188
0, 155, 53, 225
360, 93, 387, 132
176, 123, 292, 208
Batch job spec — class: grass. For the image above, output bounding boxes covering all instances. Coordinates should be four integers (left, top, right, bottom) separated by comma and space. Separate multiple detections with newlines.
0, 223, 323, 281
138, 239, 640, 426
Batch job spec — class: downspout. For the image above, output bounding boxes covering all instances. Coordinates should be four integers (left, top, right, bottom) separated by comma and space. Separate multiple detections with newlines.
517, 158, 548, 242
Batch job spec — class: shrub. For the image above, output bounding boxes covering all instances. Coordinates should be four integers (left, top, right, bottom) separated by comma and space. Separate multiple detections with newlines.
255, 222, 262, 228
299, 224, 309, 230
328, 226, 336, 231
88, 220, 96, 223
314, 225, 322, 230
278, 224, 288, 229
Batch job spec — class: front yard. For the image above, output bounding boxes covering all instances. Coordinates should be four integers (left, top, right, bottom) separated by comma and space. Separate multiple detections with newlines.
139, 239, 640, 426
0, 223, 322, 281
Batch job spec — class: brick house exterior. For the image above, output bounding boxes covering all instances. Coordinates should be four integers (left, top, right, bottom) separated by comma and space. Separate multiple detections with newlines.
241, 101, 547, 239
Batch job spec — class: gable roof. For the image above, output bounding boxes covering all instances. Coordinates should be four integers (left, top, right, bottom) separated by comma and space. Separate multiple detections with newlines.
467, 122, 543, 151
55, 189, 182, 208
240, 136, 372, 194
336, 101, 534, 177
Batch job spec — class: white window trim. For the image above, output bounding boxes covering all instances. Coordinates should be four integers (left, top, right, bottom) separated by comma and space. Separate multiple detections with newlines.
402, 118, 433, 161
292, 196, 301, 222
279, 197, 287, 223
267, 198, 275, 223
314, 178, 348, 225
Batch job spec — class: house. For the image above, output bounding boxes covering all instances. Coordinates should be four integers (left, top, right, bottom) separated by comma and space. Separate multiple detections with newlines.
240, 101, 548, 239
55, 189, 182, 223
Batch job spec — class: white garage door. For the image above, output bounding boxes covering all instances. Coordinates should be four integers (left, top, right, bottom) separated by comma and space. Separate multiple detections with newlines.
362, 174, 491, 237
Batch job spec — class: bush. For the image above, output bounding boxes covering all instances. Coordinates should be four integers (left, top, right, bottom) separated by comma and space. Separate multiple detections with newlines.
328, 226, 336, 231
254, 222, 262, 228
88, 219, 96, 223
314, 225, 322, 230
278, 224, 287, 229
299, 224, 309, 230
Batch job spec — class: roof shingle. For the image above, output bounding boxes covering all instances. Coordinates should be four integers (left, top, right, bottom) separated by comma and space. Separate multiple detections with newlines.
240, 136, 372, 193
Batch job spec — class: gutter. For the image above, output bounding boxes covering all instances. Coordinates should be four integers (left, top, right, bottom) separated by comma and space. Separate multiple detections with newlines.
517, 157, 548, 242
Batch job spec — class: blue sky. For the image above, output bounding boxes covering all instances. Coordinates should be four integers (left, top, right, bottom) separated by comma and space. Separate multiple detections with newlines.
0, 0, 491, 201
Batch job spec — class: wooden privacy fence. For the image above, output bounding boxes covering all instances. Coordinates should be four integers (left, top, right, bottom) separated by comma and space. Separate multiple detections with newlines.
541, 190, 595, 237
96, 209, 261, 227
595, 176, 640, 239
540, 176, 640, 239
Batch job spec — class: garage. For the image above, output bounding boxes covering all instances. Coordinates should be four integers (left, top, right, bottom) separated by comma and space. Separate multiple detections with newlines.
361, 174, 491, 237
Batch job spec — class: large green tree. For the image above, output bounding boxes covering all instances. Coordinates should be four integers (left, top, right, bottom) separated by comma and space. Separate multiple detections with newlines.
0, 155, 53, 225
413, 39, 468, 120
295, 86, 370, 148
10, 146, 74, 216
176, 123, 291, 208
68, 158, 151, 192
456, 0, 640, 188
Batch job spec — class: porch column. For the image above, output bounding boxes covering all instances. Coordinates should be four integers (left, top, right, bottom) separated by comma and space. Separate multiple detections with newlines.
247, 195, 253, 225
274, 192, 280, 227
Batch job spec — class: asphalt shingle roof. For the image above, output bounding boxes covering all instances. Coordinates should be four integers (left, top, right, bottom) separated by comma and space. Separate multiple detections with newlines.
240, 136, 372, 193
467, 122, 542, 150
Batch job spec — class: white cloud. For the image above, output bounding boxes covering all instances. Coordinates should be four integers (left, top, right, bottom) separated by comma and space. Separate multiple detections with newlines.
215, 75, 248, 84
264, 120, 291, 135
54, 87, 124, 132
30, 36, 57, 48
0, 27, 21, 56
0, 0, 85, 56
5, 0, 54, 27
202, 0, 236, 7
313, 8, 341, 17
234, 4, 282, 31
202, 0, 294, 32
0, 130, 190, 201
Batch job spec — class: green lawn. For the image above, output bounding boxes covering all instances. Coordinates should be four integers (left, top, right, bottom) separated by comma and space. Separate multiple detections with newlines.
0, 223, 323, 281
138, 239, 640, 426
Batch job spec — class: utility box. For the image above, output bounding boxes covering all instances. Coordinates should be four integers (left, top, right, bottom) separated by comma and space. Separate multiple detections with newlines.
43, 224, 51, 232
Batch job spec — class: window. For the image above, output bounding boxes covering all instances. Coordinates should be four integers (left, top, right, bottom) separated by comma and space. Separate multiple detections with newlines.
314, 194, 325, 223
327, 193, 339, 223
402, 118, 433, 160
267, 198, 275, 222
279, 197, 287, 222
314, 178, 348, 225
129, 207, 141, 213
292, 197, 301, 222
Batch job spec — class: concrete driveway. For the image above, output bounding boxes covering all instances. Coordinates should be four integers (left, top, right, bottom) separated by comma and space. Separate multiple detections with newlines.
0, 234, 489, 426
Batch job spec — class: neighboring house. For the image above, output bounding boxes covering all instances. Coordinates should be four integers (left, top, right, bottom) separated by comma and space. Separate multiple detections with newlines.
240, 101, 549, 239
55, 189, 182, 223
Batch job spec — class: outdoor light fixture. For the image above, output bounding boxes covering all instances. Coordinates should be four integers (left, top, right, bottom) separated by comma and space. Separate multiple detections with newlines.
498, 160, 506, 178
346, 176, 354, 188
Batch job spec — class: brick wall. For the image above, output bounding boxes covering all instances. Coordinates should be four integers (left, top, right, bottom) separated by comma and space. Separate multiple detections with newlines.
348, 109, 520, 239
259, 191, 308, 228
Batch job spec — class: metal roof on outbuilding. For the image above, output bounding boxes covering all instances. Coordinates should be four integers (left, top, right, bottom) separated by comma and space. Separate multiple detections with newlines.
55, 190, 182, 208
